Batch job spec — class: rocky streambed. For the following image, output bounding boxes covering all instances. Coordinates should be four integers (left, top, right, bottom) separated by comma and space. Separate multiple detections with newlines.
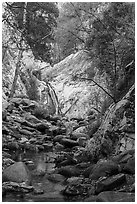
2, 97, 135, 202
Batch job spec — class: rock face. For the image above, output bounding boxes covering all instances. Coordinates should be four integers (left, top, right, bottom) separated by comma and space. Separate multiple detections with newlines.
86, 84, 135, 159
41, 51, 107, 118
2, 162, 31, 184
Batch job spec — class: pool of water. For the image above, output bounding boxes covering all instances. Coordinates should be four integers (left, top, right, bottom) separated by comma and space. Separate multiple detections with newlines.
3, 151, 67, 202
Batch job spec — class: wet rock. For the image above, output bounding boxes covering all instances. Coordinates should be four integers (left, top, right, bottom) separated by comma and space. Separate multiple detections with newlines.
53, 135, 67, 143
60, 138, 79, 148
66, 177, 82, 183
20, 137, 28, 144
29, 138, 37, 143
56, 165, 81, 178
89, 160, 119, 180
83, 164, 95, 178
63, 179, 91, 197
49, 115, 61, 122
112, 149, 135, 164
19, 129, 34, 136
24, 160, 34, 166
21, 120, 35, 128
43, 143, 53, 151
59, 127, 66, 134
96, 191, 135, 202
2, 162, 31, 184
36, 122, 49, 133
77, 137, 87, 147
130, 183, 135, 192
42, 135, 52, 141
48, 126, 60, 136
122, 156, 135, 174
95, 173, 126, 194
46, 173, 65, 183
54, 142, 64, 152
59, 158, 77, 167
2, 181, 34, 194
71, 132, 89, 140
74, 148, 90, 163
2, 158, 15, 169
63, 185, 81, 196
32, 107, 49, 120
25, 114, 41, 124
76, 162, 91, 170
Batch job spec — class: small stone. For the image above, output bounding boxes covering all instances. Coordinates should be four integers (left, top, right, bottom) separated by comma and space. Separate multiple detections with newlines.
53, 135, 67, 143
43, 143, 53, 151
60, 138, 79, 148
33, 188, 44, 195
46, 173, 65, 183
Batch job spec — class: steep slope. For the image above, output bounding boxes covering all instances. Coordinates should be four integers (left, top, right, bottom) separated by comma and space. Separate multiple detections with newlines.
41, 50, 107, 118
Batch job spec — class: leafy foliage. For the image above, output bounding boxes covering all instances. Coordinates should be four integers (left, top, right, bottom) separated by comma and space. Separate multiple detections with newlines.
3, 2, 59, 63
85, 2, 135, 101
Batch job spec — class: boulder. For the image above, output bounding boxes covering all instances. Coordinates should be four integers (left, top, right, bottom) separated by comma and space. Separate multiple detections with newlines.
96, 191, 135, 202
112, 149, 135, 164
95, 173, 126, 194
123, 156, 135, 174
2, 162, 31, 184
89, 160, 119, 180
56, 166, 81, 178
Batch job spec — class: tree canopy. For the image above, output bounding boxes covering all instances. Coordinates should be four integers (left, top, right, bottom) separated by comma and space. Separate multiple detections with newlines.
3, 2, 59, 63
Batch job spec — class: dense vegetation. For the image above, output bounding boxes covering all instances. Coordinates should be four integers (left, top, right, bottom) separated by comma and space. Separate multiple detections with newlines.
2, 2, 134, 104
2, 3, 135, 202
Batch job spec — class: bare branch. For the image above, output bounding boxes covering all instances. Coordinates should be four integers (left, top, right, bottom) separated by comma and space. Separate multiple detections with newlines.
75, 76, 116, 103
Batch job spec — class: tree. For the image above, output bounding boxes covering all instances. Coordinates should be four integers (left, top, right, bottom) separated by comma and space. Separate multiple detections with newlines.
85, 2, 135, 101
2, 2, 59, 98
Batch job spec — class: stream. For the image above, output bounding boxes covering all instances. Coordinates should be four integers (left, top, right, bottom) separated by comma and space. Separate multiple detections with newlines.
3, 151, 68, 202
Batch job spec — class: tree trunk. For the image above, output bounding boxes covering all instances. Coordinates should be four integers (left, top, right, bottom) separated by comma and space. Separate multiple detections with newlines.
9, 50, 23, 99
9, 2, 27, 99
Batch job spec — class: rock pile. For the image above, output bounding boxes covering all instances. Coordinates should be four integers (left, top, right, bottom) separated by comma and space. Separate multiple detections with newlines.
2, 92, 135, 202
